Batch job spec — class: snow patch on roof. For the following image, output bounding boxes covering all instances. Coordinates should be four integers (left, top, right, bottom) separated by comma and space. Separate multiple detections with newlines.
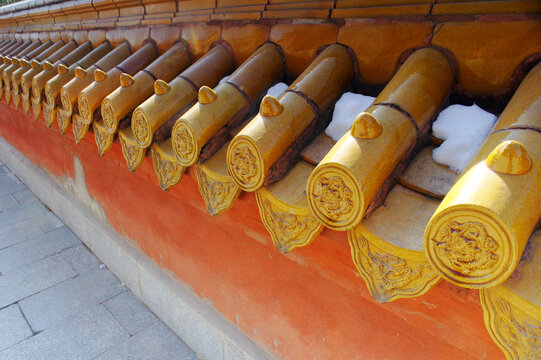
432, 104, 497, 174
325, 92, 375, 142
266, 82, 288, 98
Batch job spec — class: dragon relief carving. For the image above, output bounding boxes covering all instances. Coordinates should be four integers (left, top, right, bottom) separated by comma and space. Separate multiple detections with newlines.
173, 126, 194, 161
60, 90, 71, 113
43, 105, 55, 127
72, 117, 88, 143
4, 84, 10, 103
78, 95, 91, 121
95, 127, 112, 156
31, 98, 41, 118
101, 101, 116, 131
489, 295, 541, 359
196, 164, 240, 216
121, 140, 144, 172
350, 233, 434, 302
312, 175, 354, 221
21, 79, 29, 98
259, 198, 322, 253
132, 111, 150, 145
230, 144, 258, 185
44, 85, 54, 105
433, 221, 499, 276
57, 111, 70, 134
12, 92, 20, 109
31, 80, 41, 99
151, 148, 184, 191
22, 97, 30, 114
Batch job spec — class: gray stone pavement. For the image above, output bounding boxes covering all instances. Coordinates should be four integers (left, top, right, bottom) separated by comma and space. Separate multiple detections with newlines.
0, 161, 199, 360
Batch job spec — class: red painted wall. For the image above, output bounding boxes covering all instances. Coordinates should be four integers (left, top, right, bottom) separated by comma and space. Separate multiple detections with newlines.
0, 104, 503, 359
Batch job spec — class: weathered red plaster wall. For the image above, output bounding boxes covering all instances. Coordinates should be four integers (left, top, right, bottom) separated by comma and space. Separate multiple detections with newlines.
0, 104, 503, 359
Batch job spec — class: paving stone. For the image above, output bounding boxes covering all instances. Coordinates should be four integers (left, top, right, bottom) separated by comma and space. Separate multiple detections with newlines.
0, 213, 64, 250
86, 222, 140, 298
0, 179, 26, 197
0, 194, 19, 212
104, 291, 157, 336
94, 322, 198, 360
61, 244, 100, 274
0, 255, 76, 308
0, 305, 129, 360
139, 264, 223, 360
0, 170, 19, 185
12, 189, 39, 206
0, 304, 33, 351
0, 226, 80, 273
19, 266, 126, 332
0, 202, 52, 228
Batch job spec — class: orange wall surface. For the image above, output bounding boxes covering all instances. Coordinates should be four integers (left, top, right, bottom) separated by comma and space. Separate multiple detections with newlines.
0, 103, 504, 359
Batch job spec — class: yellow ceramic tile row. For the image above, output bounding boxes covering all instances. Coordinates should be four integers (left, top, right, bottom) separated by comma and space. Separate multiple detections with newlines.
306, 48, 453, 231
424, 62, 541, 289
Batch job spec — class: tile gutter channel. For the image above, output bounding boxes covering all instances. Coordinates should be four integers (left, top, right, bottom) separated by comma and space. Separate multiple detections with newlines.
0, 135, 276, 360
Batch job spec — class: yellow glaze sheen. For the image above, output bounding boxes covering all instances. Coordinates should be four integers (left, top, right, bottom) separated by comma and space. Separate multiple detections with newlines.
11, 40, 60, 109
59, 42, 129, 118
228, 44, 353, 192
32, 41, 91, 121
23, 40, 76, 109
93, 119, 114, 156
424, 63, 541, 288
151, 139, 186, 191
131, 44, 234, 148
171, 42, 284, 167
42, 101, 56, 127
119, 127, 146, 172
307, 48, 453, 231
255, 160, 323, 253
2, 40, 42, 103
101, 42, 191, 134
349, 185, 441, 302
45, 42, 111, 107
195, 142, 242, 216
17, 41, 66, 104
57, 108, 71, 135
480, 231, 541, 359
77, 42, 157, 129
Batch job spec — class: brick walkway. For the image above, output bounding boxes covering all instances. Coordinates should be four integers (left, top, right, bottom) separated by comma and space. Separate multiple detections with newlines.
0, 160, 198, 360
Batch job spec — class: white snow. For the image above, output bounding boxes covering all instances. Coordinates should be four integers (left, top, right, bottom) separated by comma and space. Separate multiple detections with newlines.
266, 82, 288, 98
324, 92, 375, 141
432, 104, 497, 174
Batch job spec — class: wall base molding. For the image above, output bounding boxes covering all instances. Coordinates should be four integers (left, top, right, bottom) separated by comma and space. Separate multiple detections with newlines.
0, 135, 275, 360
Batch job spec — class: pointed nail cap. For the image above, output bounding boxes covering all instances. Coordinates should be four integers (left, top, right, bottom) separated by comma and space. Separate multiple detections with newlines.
486, 140, 532, 175
94, 69, 107, 82
351, 112, 382, 139
57, 63, 68, 75
20, 59, 28, 67
119, 73, 134, 87
11, 57, 18, 65
74, 66, 86, 79
30, 60, 41, 69
42, 61, 53, 71
198, 86, 217, 104
154, 79, 170, 95
260, 95, 283, 117
3, 57, 10, 64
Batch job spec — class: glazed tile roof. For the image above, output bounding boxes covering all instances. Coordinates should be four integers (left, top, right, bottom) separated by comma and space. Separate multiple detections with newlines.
0, 1, 540, 358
